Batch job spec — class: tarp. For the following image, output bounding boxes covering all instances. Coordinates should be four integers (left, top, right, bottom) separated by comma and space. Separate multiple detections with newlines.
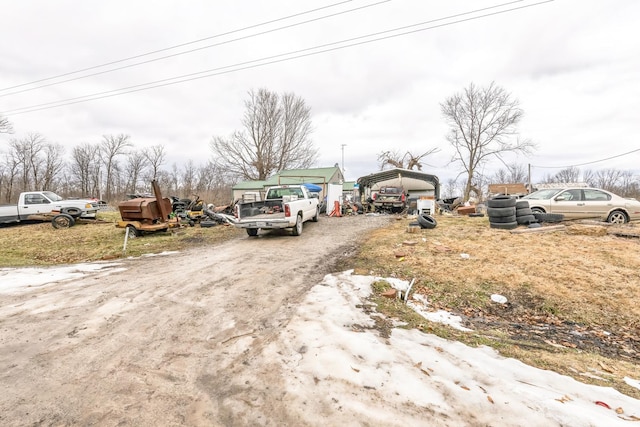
302, 183, 323, 193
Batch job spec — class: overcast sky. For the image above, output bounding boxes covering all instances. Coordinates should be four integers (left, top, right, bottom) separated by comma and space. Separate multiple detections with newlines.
1, 0, 638, 186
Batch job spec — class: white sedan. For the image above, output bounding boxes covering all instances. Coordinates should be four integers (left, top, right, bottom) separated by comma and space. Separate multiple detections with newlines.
521, 187, 640, 223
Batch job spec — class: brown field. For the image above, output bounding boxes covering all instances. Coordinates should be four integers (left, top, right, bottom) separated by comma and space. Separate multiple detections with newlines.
343, 214, 640, 399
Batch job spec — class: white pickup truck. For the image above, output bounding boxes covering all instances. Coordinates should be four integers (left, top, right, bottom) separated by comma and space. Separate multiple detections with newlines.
233, 185, 320, 236
0, 191, 100, 227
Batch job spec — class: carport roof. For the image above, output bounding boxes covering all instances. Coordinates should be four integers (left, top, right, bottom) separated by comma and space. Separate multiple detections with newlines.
357, 168, 440, 198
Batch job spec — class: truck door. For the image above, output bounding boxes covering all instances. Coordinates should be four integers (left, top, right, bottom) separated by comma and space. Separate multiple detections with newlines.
21, 193, 54, 216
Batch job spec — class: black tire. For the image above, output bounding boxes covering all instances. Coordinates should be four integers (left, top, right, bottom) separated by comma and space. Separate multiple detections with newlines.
488, 214, 517, 223
530, 207, 545, 214
468, 212, 485, 217
515, 200, 530, 209
534, 213, 564, 223
246, 228, 258, 237
417, 213, 437, 229
489, 221, 518, 230
292, 214, 303, 236
51, 213, 75, 229
200, 221, 216, 228
61, 207, 82, 217
486, 206, 516, 218
607, 210, 628, 224
125, 224, 140, 238
312, 207, 319, 222
487, 196, 516, 208
516, 214, 537, 225
516, 207, 533, 217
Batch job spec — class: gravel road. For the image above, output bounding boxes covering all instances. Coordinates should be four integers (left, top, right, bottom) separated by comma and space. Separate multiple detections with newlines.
0, 215, 392, 426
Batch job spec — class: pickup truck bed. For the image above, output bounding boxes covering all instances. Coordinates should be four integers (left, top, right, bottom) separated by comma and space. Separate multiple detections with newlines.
233, 185, 320, 236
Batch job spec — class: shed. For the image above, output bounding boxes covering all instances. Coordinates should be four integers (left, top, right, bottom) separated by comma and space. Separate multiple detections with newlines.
231, 166, 344, 201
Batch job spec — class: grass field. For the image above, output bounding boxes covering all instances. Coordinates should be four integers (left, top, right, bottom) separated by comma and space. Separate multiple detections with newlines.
341, 214, 640, 399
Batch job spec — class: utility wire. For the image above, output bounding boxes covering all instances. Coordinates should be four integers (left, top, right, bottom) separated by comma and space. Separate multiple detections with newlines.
530, 148, 640, 169
2, 0, 552, 116
0, 0, 360, 93
0, 0, 391, 98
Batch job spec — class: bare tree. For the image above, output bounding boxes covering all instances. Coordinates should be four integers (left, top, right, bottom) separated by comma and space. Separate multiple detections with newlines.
441, 82, 535, 201
0, 115, 13, 134
210, 88, 317, 180
490, 163, 528, 184
442, 177, 461, 199
553, 166, 581, 183
71, 143, 101, 197
8, 133, 46, 191
40, 143, 65, 191
142, 144, 166, 181
181, 160, 196, 197
100, 134, 132, 200
125, 150, 148, 194
591, 168, 623, 192
617, 170, 639, 198
378, 148, 440, 171
1, 152, 20, 202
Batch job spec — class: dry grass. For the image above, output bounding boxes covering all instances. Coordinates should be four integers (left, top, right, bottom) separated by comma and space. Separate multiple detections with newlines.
348, 214, 640, 399
0, 211, 243, 267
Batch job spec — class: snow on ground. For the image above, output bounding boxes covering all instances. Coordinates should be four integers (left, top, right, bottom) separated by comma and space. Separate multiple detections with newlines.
267, 271, 640, 426
1, 263, 638, 425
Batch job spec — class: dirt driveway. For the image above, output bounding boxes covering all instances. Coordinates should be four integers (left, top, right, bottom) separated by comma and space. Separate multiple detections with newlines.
0, 215, 392, 426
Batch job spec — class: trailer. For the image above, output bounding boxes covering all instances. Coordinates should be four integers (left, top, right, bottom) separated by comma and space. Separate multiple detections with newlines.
116, 180, 177, 237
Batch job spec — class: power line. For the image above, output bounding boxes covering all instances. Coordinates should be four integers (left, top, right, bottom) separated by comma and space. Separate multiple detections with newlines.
2, 0, 552, 116
530, 148, 640, 169
0, 0, 391, 98
0, 0, 360, 93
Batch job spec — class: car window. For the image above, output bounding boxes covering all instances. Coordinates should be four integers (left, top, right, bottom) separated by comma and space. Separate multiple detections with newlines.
584, 189, 611, 201
558, 189, 582, 201
24, 194, 48, 204
524, 189, 561, 200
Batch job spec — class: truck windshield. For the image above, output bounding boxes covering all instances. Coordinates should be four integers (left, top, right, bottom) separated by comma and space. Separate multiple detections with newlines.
42, 191, 63, 202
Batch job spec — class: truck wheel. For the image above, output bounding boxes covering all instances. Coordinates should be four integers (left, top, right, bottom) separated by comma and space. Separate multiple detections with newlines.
52, 213, 75, 229
312, 207, 319, 222
292, 214, 303, 236
61, 207, 82, 217
246, 228, 258, 237
126, 224, 140, 238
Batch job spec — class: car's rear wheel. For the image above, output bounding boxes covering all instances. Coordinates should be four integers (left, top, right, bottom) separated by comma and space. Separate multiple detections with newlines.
292, 214, 303, 236
530, 207, 545, 214
246, 228, 258, 236
607, 210, 628, 224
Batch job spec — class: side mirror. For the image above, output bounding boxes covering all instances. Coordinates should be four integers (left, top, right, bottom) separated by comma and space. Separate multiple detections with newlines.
555, 195, 567, 201
310, 193, 319, 199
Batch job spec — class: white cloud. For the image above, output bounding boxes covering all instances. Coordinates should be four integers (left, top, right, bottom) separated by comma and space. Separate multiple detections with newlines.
1, 0, 639, 185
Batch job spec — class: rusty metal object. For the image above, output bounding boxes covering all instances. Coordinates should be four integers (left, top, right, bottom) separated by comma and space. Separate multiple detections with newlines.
116, 180, 174, 235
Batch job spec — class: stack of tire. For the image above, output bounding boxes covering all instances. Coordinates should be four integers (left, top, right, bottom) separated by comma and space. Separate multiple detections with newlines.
514, 200, 538, 227
486, 195, 518, 230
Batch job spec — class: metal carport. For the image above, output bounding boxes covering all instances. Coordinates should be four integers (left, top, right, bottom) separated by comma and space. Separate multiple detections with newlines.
357, 168, 440, 200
